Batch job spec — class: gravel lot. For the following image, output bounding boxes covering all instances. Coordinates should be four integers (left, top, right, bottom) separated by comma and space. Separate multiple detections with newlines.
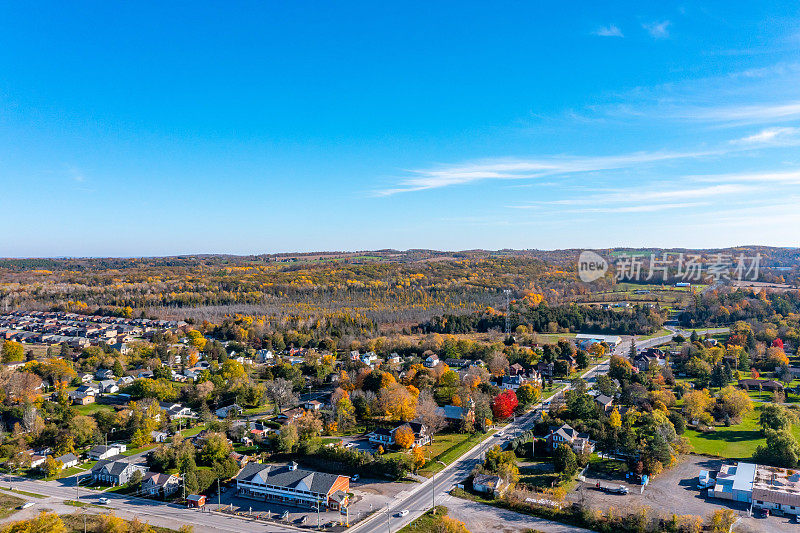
568, 455, 800, 533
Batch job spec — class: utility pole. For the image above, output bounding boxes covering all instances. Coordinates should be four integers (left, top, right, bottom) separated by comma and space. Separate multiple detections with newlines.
385, 504, 391, 533
431, 468, 436, 514
217, 478, 221, 507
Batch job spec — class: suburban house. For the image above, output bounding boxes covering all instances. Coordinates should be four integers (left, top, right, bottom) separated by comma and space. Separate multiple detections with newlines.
368, 422, 431, 448
546, 423, 595, 454
216, 403, 243, 419
151, 431, 169, 443
142, 472, 181, 497
303, 400, 323, 411
99, 380, 119, 394
500, 375, 533, 390
509, 363, 525, 376
424, 354, 440, 368
594, 394, 614, 414
436, 403, 474, 426
738, 379, 784, 392
88, 444, 127, 460
69, 390, 96, 405
159, 401, 195, 420
95, 369, 115, 380
76, 383, 100, 396
91, 460, 147, 486
28, 454, 47, 469
117, 376, 134, 386
55, 453, 79, 469
236, 461, 350, 510
79, 373, 93, 383
472, 473, 506, 496
360, 352, 379, 367
632, 353, 659, 372
275, 407, 304, 423
256, 349, 274, 363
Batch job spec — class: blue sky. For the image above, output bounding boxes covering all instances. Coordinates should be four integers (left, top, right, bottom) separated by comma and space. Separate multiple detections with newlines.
1, 2, 800, 256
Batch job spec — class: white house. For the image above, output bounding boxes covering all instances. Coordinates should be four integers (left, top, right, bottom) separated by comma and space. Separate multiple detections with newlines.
55, 453, 79, 469
98, 380, 119, 394
424, 354, 440, 368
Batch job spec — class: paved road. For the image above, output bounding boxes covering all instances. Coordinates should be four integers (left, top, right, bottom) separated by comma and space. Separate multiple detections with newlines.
350, 357, 619, 533
2, 475, 299, 532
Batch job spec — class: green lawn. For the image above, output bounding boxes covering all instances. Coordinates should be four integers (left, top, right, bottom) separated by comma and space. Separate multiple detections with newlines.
685, 406, 800, 459
121, 444, 156, 456
178, 425, 206, 438
73, 403, 116, 416
417, 431, 496, 476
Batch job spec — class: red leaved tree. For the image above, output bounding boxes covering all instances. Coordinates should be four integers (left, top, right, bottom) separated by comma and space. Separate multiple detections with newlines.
491, 389, 518, 420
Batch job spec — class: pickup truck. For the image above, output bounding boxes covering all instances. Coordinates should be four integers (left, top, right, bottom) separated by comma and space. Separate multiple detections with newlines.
595, 482, 629, 495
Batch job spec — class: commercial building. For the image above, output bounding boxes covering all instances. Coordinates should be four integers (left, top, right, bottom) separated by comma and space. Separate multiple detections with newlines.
710, 462, 800, 516
236, 461, 350, 510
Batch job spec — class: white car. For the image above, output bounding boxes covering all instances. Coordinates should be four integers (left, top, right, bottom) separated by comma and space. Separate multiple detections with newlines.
398, 510, 409, 517
99, 498, 109, 505
20, 502, 34, 509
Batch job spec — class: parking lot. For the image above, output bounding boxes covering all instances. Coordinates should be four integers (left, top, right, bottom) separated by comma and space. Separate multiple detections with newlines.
208, 474, 414, 529
569, 456, 800, 533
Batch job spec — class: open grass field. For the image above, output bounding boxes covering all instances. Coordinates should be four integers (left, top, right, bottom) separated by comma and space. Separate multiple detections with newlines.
684, 405, 800, 459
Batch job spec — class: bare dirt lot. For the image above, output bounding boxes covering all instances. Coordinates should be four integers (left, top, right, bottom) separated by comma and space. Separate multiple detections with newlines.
569, 455, 800, 533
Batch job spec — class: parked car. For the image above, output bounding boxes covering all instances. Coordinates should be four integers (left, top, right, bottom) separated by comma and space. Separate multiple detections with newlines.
351, 474, 360, 482
99, 498, 109, 505
280, 511, 289, 520
755, 507, 768, 518
20, 502, 34, 509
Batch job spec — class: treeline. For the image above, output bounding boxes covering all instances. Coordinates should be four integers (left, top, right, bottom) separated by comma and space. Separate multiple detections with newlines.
678, 288, 800, 327
419, 303, 665, 336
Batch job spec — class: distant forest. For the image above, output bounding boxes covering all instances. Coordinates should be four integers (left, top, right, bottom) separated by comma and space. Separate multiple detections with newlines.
0, 247, 798, 338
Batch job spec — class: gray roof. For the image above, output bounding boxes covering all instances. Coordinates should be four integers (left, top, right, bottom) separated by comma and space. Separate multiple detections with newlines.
236, 463, 342, 495
92, 459, 136, 476
55, 453, 78, 464
595, 394, 613, 406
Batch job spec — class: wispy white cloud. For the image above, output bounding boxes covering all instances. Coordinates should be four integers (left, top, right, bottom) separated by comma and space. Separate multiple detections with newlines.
682, 102, 800, 124
572, 202, 708, 214
643, 21, 670, 39
730, 127, 800, 144
693, 169, 800, 185
513, 184, 755, 208
377, 149, 719, 195
593, 25, 623, 38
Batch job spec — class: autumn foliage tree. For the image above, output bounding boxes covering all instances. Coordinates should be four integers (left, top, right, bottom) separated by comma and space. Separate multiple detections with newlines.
491, 389, 518, 420
394, 424, 415, 449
